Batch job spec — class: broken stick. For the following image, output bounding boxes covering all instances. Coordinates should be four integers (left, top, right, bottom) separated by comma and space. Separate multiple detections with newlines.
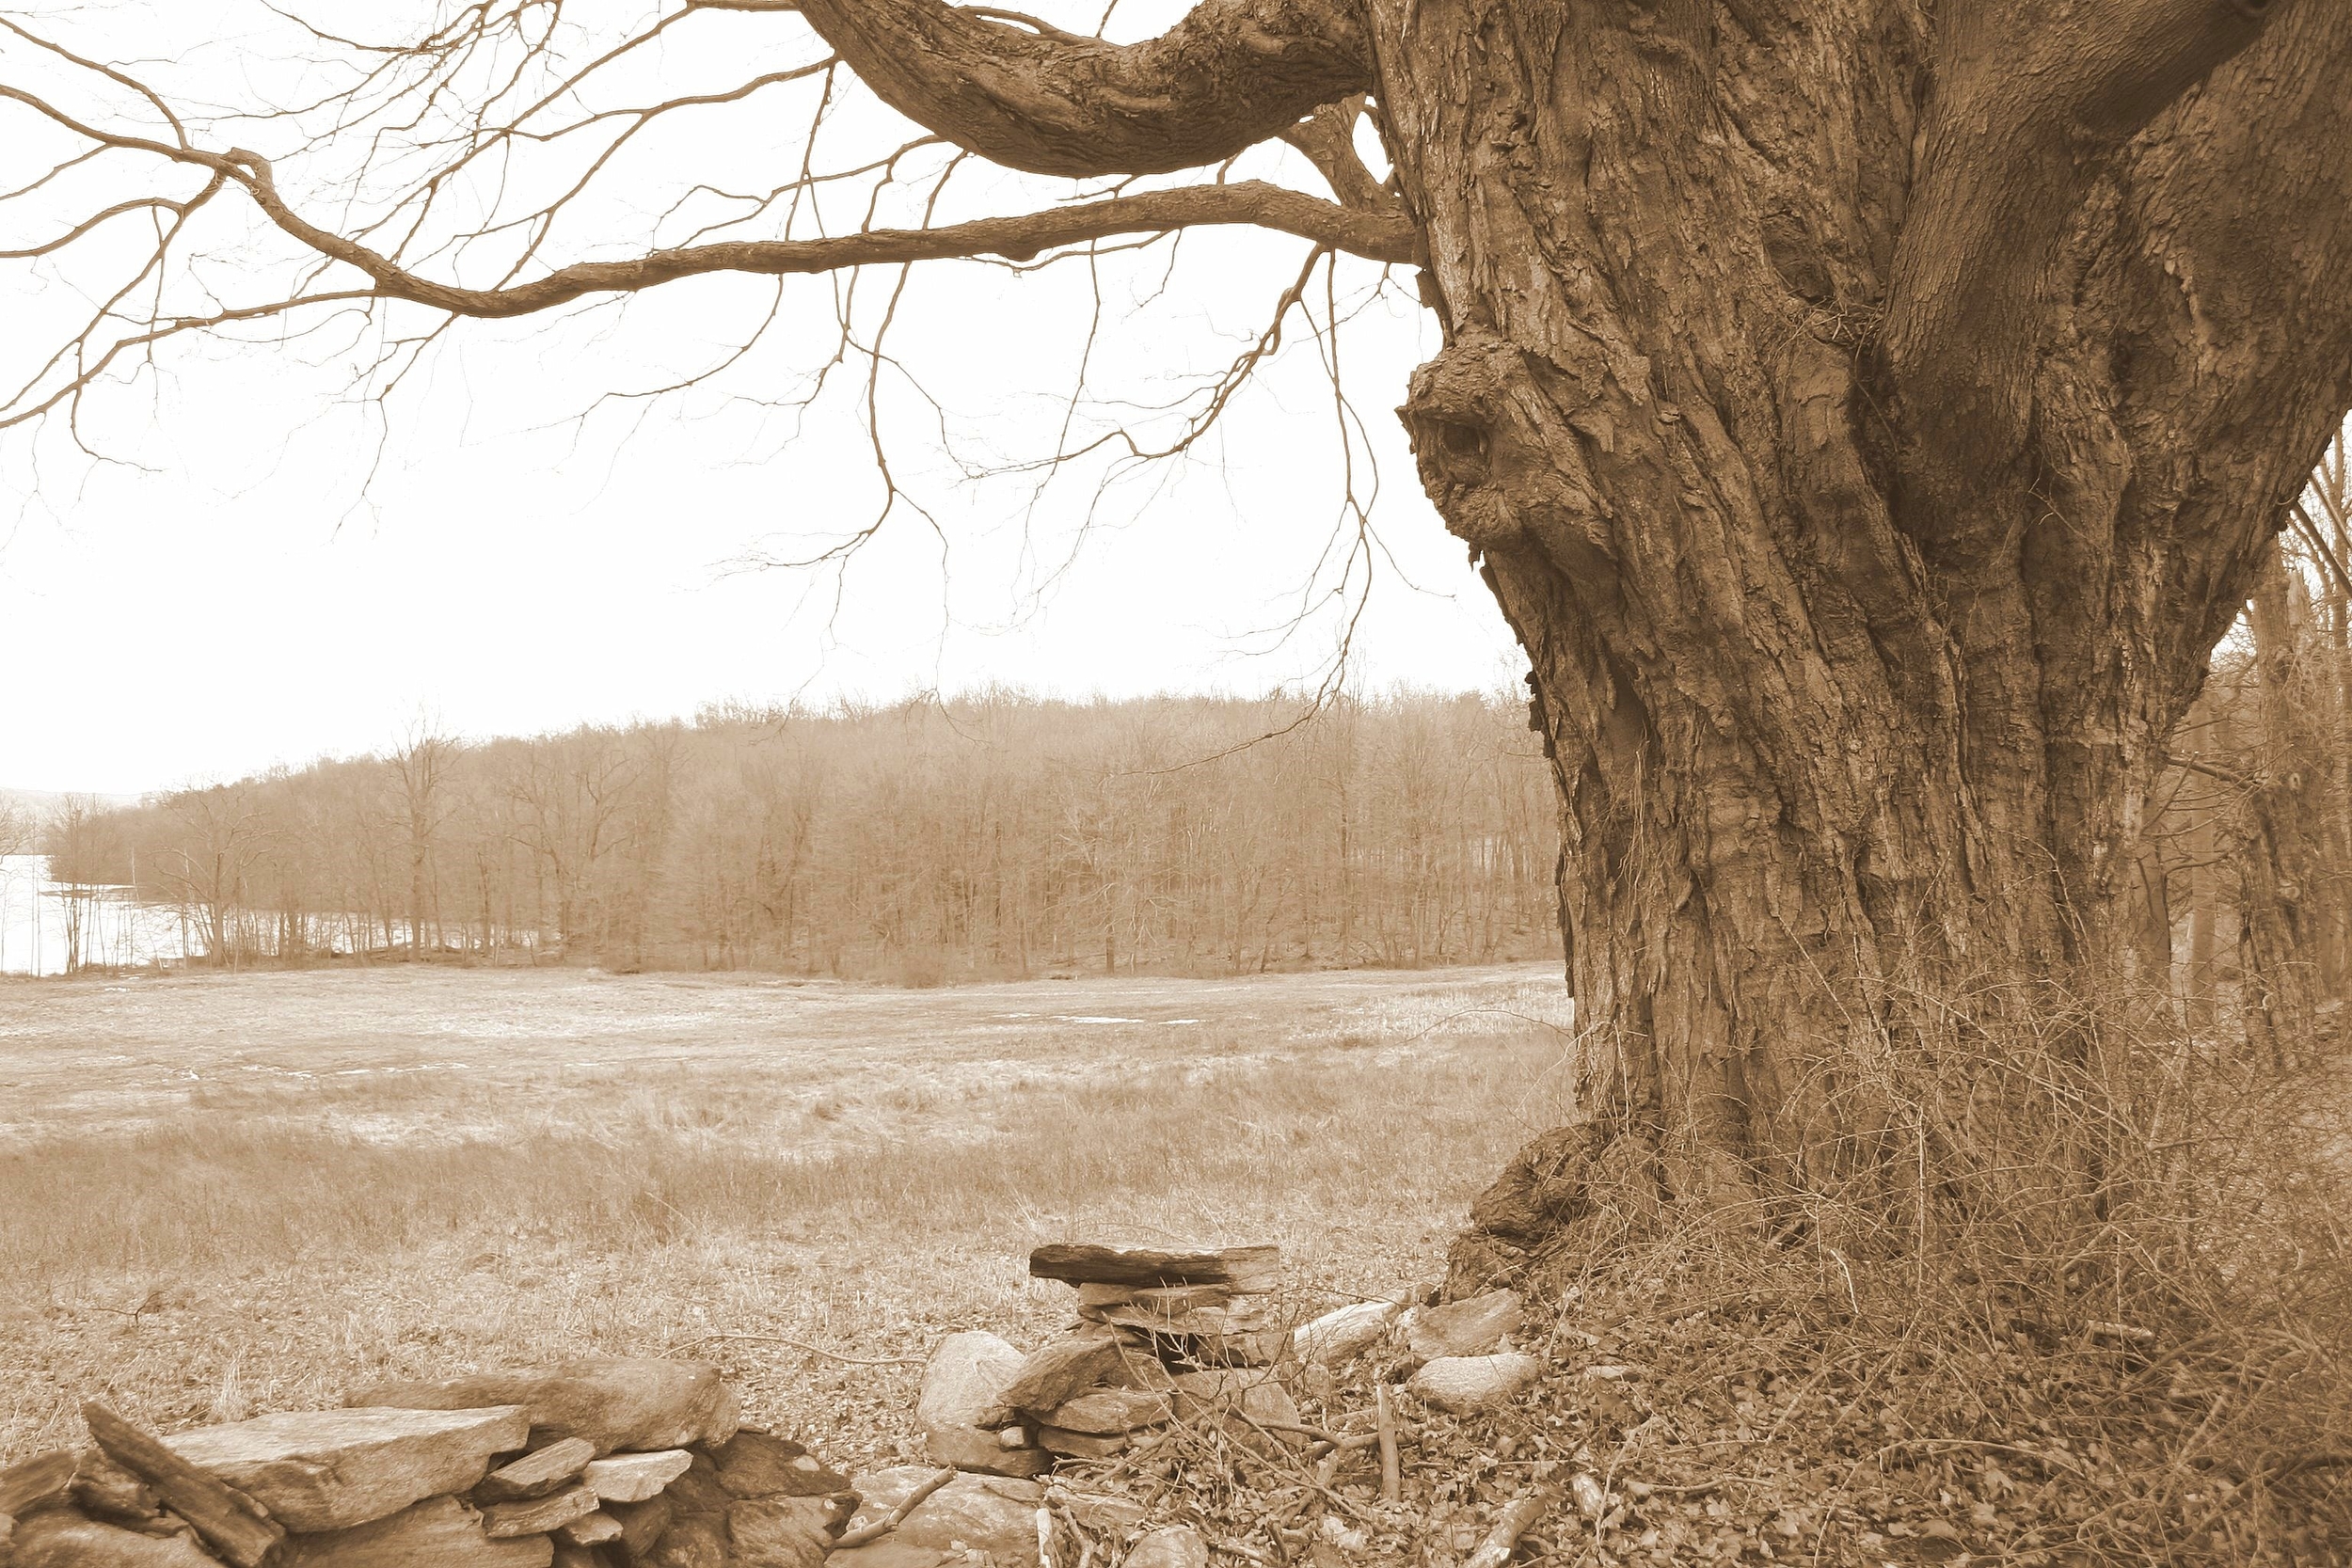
832, 1466, 956, 1549
1462, 1495, 1548, 1568
1375, 1385, 1401, 1503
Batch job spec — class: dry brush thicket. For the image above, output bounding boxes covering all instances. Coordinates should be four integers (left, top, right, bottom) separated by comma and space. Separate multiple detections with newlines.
44, 691, 1558, 982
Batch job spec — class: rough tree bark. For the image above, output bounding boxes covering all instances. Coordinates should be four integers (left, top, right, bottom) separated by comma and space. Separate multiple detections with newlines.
8, 0, 2352, 1256
1368, 0, 2352, 1262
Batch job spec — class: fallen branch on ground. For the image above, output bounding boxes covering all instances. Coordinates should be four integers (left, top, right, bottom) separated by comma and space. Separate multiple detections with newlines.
832, 1467, 957, 1547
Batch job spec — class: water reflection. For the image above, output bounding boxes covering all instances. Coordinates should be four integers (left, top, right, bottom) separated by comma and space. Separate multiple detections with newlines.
0, 855, 195, 975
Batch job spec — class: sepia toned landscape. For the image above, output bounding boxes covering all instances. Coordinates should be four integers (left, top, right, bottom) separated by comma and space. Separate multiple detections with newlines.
6, 0, 2352, 1564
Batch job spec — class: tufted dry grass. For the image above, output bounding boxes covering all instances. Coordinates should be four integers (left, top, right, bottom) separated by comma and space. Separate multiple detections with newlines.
0, 961, 1575, 1472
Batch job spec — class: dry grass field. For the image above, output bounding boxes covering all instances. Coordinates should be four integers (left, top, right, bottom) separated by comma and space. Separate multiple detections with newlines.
0, 961, 1576, 1473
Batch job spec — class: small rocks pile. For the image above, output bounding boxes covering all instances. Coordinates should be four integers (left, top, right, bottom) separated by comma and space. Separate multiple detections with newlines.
916, 1244, 1307, 1480
0, 1357, 853, 1568
896, 1245, 1549, 1568
0, 1248, 1555, 1568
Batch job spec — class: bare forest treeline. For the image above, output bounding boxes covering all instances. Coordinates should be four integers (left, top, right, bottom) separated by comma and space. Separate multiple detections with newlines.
44, 689, 1564, 982
2136, 430, 2352, 1049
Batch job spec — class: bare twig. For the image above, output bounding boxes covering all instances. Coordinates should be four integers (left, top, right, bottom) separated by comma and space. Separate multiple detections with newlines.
832, 1467, 957, 1547
664, 1331, 927, 1368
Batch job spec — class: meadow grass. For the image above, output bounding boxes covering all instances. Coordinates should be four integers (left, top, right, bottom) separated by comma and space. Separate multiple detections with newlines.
0, 962, 1575, 1472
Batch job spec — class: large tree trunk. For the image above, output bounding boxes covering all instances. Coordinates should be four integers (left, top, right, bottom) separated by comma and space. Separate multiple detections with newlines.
1365, 0, 2352, 1254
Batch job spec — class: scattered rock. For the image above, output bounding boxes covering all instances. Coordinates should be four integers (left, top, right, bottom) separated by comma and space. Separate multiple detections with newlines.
825, 1544, 952, 1568
1036, 1426, 1126, 1459
582, 1449, 692, 1505
915, 1335, 1051, 1478
162, 1404, 532, 1532
644, 1512, 731, 1568
483, 1484, 599, 1539
1094, 1353, 1177, 1396
1122, 1525, 1209, 1568
0, 1451, 77, 1518
1074, 1284, 1234, 1320
658, 1453, 733, 1521
1169, 1370, 1299, 1431
1404, 1290, 1523, 1362
1085, 1298, 1269, 1339
727, 1496, 846, 1568
349, 1358, 733, 1455
479, 1438, 596, 1502
557, 1510, 623, 1546
847, 1466, 1041, 1562
977, 1333, 1126, 1427
1042, 1389, 1172, 1435
917, 1334, 1025, 1433
1292, 1301, 1399, 1367
1048, 1488, 1145, 1535
922, 1427, 1052, 1479
276, 1495, 557, 1568
8, 1511, 226, 1568
609, 1493, 674, 1559
552, 1545, 606, 1568
72, 1448, 162, 1527
1027, 1244, 1280, 1293
1407, 1354, 1544, 1414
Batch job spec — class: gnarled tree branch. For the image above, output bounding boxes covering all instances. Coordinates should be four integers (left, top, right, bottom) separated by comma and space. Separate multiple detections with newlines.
1878, 0, 2281, 524
791, 0, 1374, 178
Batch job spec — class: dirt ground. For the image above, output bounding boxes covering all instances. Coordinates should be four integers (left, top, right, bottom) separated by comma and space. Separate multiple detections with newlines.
0, 961, 1575, 1470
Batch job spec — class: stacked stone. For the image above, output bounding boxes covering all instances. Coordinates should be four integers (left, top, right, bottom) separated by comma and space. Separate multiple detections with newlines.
915, 1245, 1306, 1476
0, 1358, 857, 1568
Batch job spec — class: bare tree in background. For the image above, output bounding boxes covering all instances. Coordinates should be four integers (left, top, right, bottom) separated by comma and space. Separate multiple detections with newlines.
390, 721, 461, 959
3, 0, 2349, 1221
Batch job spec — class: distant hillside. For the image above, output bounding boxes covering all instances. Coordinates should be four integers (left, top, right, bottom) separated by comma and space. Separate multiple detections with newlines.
0, 788, 137, 819
56, 689, 1562, 981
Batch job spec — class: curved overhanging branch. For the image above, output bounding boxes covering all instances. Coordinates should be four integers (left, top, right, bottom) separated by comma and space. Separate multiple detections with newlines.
0, 84, 1409, 325
226, 158, 1411, 315
1877, 0, 2280, 530
789, 0, 1374, 178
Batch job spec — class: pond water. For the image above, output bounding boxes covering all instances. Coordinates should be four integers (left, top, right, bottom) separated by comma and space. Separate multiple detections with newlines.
0, 855, 195, 975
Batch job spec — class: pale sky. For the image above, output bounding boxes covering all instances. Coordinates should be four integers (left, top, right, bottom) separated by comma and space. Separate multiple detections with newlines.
0, 1, 1523, 797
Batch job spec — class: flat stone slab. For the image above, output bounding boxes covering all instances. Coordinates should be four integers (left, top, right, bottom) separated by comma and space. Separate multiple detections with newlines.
644, 1512, 729, 1568
707, 1432, 850, 1499
8, 1512, 225, 1568
729, 1496, 850, 1568
609, 1493, 673, 1558
1028, 1243, 1279, 1292
1169, 1370, 1298, 1428
1408, 1353, 1544, 1414
849, 1466, 1041, 1561
483, 1484, 598, 1538
557, 1510, 623, 1546
278, 1495, 555, 1568
1125, 1526, 1210, 1568
478, 1437, 596, 1502
1042, 1388, 1171, 1435
348, 1358, 733, 1455
977, 1332, 1126, 1427
916, 1333, 1024, 1433
582, 1449, 691, 1504
827, 1545, 951, 1568
1405, 1291, 1523, 1362
922, 1425, 1051, 1478
1293, 1300, 1399, 1367
163, 1405, 531, 1533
